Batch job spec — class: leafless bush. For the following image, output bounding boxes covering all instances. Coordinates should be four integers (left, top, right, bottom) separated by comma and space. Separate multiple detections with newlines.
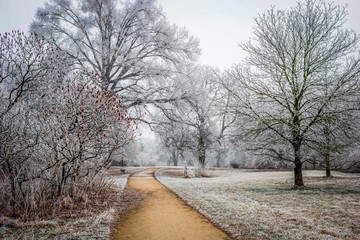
0, 32, 134, 220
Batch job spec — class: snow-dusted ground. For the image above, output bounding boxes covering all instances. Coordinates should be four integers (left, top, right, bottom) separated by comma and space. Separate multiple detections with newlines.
156, 168, 360, 240
108, 173, 129, 191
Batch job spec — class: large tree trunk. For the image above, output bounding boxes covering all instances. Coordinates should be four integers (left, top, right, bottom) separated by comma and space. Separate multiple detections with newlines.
294, 145, 304, 186
325, 158, 331, 177
198, 153, 205, 169
195, 136, 206, 177
294, 160, 304, 186
292, 109, 304, 186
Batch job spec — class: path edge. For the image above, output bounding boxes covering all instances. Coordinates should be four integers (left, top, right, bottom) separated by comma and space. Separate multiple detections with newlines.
154, 168, 235, 240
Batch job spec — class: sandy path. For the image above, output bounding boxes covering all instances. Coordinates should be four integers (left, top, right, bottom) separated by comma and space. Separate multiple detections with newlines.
112, 168, 232, 240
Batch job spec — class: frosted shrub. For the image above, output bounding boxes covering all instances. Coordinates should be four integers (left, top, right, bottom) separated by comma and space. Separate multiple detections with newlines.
0, 32, 134, 220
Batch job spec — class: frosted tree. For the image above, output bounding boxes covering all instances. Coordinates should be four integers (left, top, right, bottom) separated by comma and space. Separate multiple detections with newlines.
156, 66, 220, 176
227, 0, 360, 186
30, 0, 200, 111
0, 31, 62, 116
155, 119, 194, 176
306, 67, 359, 176
311, 113, 357, 176
211, 69, 238, 167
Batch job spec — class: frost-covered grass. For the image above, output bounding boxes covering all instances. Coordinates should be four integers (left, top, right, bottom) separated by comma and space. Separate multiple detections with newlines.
0, 167, 131, 240
156, 168, 360, 240
0, 208, 117, 240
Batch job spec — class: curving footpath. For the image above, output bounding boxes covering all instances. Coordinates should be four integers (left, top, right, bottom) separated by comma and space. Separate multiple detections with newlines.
112, 168, 232, 240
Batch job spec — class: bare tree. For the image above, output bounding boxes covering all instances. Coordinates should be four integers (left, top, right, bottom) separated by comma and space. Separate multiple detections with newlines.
308, 72, 359, 176
155, 119, 194, 175
313, 114, 357, 176
0, 31, 61, 116
227, 0, 360, 186
154, 66, 222, 176
30, 0, 200, 110
211, 69, 238, 167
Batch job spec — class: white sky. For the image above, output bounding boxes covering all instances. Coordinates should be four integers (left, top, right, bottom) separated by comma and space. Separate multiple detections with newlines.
0, 0, 359, 70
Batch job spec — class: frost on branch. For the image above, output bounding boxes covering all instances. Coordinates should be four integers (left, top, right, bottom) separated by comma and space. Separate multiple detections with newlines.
0, 32, 135, 220
30, 0, 200, 109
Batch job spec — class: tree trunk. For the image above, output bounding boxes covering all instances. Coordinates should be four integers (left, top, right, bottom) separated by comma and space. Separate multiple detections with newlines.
293, 144, 304, 186
6, 159, 17, 217
292, 110, 304, 186
325, 167, 331, 177
58, 162, 67, 197
179, 148, 189, 178
172, 148, 178, 166
184, 161, 188, 178
325, 146, 331, 177
198, 154, 205, 169
216, 150, 221, 168
198, 137, 206, 167
195, 136, 206, 177
294, 160, 304, 186
324, 125, 331, 177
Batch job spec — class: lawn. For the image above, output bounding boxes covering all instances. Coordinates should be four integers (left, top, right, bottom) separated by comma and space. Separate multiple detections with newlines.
156, 168, 360, 240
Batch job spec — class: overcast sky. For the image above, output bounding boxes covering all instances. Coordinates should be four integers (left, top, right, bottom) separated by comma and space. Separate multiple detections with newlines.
0, 0, 359, 70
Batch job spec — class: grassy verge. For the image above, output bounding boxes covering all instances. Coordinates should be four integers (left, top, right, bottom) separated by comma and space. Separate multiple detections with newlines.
156, 169, 360, 240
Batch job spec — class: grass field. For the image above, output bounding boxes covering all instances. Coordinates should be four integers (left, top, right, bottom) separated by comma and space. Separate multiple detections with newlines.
156, 168, 360, 240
